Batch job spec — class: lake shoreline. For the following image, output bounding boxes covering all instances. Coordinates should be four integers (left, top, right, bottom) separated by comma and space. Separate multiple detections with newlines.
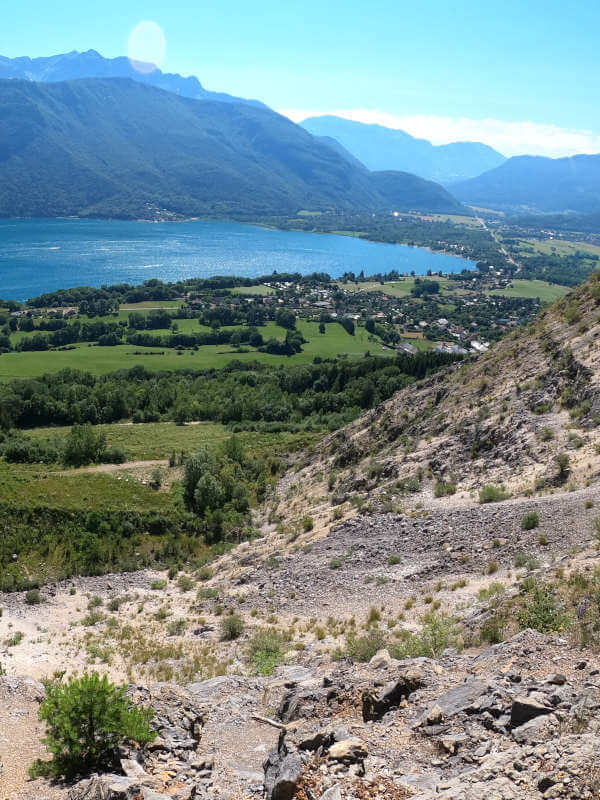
0, 217, 476, 301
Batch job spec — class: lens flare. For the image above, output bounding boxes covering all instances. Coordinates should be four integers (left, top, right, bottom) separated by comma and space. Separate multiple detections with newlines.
127, 21, 166, 74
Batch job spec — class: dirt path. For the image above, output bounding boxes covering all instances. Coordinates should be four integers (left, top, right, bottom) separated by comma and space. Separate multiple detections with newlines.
55, 458, 168, 476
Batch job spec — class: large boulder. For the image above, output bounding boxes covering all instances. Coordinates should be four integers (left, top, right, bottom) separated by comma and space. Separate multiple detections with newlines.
263, 731, 303, 800
362, 667, 425, 721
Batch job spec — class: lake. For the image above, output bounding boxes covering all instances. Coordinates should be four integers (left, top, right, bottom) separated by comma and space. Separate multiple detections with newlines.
0, 218, 476, 301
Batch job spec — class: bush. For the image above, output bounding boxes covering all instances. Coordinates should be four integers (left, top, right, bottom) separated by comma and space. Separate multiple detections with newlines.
247, 628, 285, 675
479, 484, 510, 503
389, 613, 462, 659
102, 446, 127, 464
521, 511, 540, 530
388, 554, 402, 566
63, 425, 107, 468
346, 631, 386, 662
302, 516, 314, 532
434, 481, 457, 498
25, 589, 42, 605
221, 614, 244, 641
517, 579, 570, 633
30, 673, 155, 779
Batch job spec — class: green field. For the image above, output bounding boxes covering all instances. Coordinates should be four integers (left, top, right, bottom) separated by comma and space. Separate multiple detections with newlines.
336, 277, 457, 297
0, 319, 387, 380
26, 421, 315, 462
490, 280, 571, 302
120, 300, 184, 309
230, 284, 275, 296
521, 238, 600, 258
0, 460, 176, 513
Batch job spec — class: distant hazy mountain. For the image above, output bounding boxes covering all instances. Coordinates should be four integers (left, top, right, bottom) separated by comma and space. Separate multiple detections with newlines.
452, 154, 600, 213
301, 116, 505, 184
0, 77, 462, 219
0, 49, 267, 108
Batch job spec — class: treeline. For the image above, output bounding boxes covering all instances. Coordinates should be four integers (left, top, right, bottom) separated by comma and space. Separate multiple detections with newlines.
0, 352, 461, 432
261, 211, 507, 268
25, 272, 333, 309
517, 252, 599, 287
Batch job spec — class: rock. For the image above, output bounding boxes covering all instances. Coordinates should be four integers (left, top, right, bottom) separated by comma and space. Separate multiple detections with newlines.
328, 739, 367, 764
298, 730, 335, 752
511, 713, 557, 745
439, 734, 467, 754
263, 732, 303, 800
419, 678, 489, 725
545, 673, 567, 685
319, 786, 342, 800
510, 694, 553, 728
368, 649, 393, 670
362, 668, 425, 721
67, 775, 169, 800
119, 759, 148, 780
425, 704, 445, 725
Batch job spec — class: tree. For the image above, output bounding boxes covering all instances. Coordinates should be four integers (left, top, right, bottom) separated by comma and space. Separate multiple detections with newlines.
275, 308, 296, 330
62, 424, 106, 467
365, 318, 375, 334
30, 673, 155, 779
183, 448, 215, 511
340, 317, 355, 336
319, 321, 326, 334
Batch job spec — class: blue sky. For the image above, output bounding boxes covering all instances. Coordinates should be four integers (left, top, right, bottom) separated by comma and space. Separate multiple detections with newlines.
2, 0, 599, 156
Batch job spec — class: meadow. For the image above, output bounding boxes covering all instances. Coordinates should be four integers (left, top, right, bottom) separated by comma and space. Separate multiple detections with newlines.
0, 319, 386, 380
26, 421, 315, 462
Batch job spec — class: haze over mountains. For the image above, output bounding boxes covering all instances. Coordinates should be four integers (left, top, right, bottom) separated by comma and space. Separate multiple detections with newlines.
0, 77, 462, 219
0, 49, 267, 108
452, 153, 600, 214
301, 115, 506, 184
1, 48, 600, 218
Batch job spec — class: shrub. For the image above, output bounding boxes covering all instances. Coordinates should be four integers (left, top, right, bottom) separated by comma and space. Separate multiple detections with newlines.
150, 468, 164, 490
221, 614, 244, 641
479, 484, 510, 503
517, 579, 570, 633
167, 619, 187, 636
390, 613, 461, 659
25, 589, 42, 605
102, 446, 127, 465
329, 558, 343, 569
62, 425, 107, 468
302, 516, 314, 532
521, 511, 540, 530
150, 580, 166, 590
434, 481, 457, 498
387, 554, 402, 566
247, 628, 285, 675
514, 551, 541, 571
346, 631, 386, 662
177, 575, 195, 592
29, 673, 155, 779
555, 452, 570, 483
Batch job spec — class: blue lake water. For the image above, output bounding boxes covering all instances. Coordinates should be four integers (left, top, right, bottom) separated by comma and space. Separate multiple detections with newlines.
0, 218, 476, 301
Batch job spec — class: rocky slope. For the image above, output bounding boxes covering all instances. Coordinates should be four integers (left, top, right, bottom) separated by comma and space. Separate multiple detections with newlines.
3, 274, 600, 799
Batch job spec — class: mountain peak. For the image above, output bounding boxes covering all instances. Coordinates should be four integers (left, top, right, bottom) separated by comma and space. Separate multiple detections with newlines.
300, 115, 506, 184
0, 49, 267, 109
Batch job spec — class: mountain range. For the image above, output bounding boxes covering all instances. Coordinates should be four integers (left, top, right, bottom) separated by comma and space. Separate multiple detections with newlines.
452, 153, 600, 214
0, 77, 462, 219
0, 49, 267, 109
300, 115, 506, 184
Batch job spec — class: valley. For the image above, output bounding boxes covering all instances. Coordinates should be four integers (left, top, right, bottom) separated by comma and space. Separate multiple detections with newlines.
1, 21, 600, 800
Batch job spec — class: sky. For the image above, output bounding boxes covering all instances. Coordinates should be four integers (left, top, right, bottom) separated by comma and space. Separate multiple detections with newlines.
2, 0, 599, 157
